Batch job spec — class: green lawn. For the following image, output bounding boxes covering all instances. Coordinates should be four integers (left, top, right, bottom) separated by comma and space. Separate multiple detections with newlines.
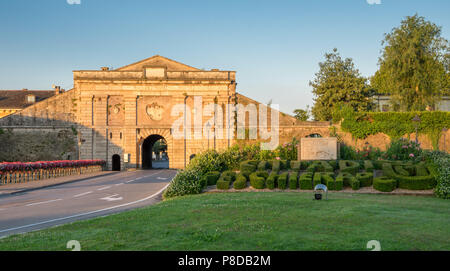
1, 192, 449, 251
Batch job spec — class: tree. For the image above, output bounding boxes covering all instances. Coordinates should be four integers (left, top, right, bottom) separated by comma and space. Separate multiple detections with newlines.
310, 48, 374, 121
371, 14, 449, 111
293, 105, 310, 121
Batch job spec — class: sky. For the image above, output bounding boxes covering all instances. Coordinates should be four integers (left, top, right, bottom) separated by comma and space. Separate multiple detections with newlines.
0, 0, 449, 115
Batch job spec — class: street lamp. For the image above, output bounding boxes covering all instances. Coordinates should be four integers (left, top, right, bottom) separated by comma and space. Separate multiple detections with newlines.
412, 115, 421, 144
443, 127, 448, 152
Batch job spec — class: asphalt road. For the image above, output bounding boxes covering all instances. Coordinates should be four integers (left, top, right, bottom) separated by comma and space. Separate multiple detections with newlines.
0, 169, 177, 238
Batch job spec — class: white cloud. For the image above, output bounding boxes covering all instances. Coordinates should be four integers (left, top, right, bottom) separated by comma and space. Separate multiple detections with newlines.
367, 0, 381, 5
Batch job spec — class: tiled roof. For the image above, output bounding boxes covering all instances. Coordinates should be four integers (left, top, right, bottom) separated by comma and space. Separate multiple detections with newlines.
0, 90, 54, 109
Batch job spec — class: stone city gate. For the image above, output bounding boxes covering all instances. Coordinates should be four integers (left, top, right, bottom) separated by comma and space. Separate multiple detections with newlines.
0, 55, 332, 170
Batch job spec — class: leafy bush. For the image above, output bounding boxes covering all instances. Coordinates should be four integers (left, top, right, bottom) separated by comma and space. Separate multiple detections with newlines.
424, 151, 450, 199
383, 138, 423, 162
339, 160, 360, 175
277, 172, 288, 189
163, 169, 202, 199
356, 172, 373, 187
273, 138, 299, 160
188, 150, 227, 175
340, 144, 359, 160
299, 172, 314, 190
289, 172, 298, 189
373, 176, 397, 192
221, 170, 237, 181
333, 107, 450, 150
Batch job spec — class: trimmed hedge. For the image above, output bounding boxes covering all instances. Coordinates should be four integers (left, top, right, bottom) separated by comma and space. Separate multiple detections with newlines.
240, 161, 257, 177
290, 161, 301, 171
313, 172, 322, 187
364, 160, 374, 172
306, 161, 334, 173
233, 174, 248, 190
202, 171, 221, 186
289, 172, 298, 189
351, 179, 360, 190
373, 176, 396, 192
382, 163, 436, 190
299, 172, 314, 190
356, 172, 373, 187
266, 171, 278, 190
216, 179, 231, 190
327, 160, 338, 170
277, 172, 288, 189
249, 171, 268, 189
394, 165, 410, 176
257, 161, 270, 171
336, 172, 356, 188
271, 160, 281, 172
339, 160, 360, 175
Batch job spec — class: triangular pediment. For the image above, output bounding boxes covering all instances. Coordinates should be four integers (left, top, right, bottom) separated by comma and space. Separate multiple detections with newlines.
115, 55, 201, 71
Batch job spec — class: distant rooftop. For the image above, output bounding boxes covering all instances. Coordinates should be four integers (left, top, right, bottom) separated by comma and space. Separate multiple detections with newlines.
0, 89, 55, 109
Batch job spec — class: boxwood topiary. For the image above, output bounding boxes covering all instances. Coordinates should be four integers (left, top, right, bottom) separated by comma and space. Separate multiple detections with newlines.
289, 172, 298, 189
290, 161, 301, 171
339, 160, 360, 175
373, 176, 396, 192
266, 171, 278, 189
240, 161, 257, 176
233, 174, 247, 190
299, 172, 313, 190
383, 163, 436, 190
216, 179, 230, 190
351, 179, 360, 190
356, 172, 373, 187
271, 160, 281, 172
249, 171, 268, 189
202, 171, 221, 186
277, 172, 288, 189
257, 161, 270, 171
307, 161, 334, 173
336, 172, 356, 188
364, 160, 375, 172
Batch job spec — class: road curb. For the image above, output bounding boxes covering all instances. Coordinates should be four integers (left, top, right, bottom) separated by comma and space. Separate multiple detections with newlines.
0, 172, 120, 197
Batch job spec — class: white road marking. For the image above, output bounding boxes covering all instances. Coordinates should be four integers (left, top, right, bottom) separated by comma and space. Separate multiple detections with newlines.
157, 177, 168, 180
100, 194, 123, 202
97, 186, 111, 191
73, 191, 93, 198
115, 183, 124, 186
125, 179, 136, 183
26, 199, 62, 207
0, 181, 170, 234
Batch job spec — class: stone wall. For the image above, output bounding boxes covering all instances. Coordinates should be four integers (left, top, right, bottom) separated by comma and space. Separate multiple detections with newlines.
0, 127, 79, 162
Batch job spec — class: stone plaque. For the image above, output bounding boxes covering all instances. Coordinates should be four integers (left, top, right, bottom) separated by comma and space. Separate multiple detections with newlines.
300, 137, 338, 160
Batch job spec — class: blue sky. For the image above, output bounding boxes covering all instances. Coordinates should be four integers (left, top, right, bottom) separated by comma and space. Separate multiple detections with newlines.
0, 0, 449, 114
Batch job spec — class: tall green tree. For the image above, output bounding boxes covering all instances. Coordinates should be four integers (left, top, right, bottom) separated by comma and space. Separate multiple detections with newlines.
371, 14, 449, 111
310, 48, 373, 121
293, 105, 310, 121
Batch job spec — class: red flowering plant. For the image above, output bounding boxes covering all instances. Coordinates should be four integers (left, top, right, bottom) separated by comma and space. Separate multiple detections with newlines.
0, 160, 106, 174
383, 138, 423, 162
